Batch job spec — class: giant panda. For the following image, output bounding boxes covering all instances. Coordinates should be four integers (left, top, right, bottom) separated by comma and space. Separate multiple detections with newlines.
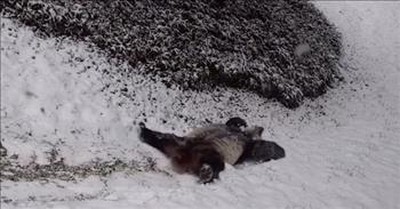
138, 117, 285, 183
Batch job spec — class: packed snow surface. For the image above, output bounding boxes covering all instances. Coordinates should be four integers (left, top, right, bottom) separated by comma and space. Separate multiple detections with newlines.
1, 1, 399, 209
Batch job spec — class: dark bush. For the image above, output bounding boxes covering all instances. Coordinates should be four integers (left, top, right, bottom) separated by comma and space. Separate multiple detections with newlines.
2, 0, 342, 108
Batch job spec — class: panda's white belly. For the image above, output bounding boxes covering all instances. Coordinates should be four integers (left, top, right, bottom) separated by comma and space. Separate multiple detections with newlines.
186, 125, 246, 165
211, 136, 245, 165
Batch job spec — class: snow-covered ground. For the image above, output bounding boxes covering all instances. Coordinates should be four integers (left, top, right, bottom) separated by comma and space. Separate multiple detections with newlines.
1, 1, 399, 209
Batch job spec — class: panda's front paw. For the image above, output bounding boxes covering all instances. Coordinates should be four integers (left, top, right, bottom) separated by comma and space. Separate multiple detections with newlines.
139, 122, 146, 129
198, 164, 214, 184
138, 122, 150, 142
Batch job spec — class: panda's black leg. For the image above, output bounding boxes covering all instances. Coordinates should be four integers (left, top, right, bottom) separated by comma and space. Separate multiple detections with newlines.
197, 150, 225, 184
198, 161, 225, 184
138, 122, 183, 154
199, 164, 214, 183
235, 141, 255, 164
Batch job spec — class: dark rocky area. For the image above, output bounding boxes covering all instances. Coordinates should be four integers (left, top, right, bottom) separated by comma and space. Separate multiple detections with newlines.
1, 0, 342, 108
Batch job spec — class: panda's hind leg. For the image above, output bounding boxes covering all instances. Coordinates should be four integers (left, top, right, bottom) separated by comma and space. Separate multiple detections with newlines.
193, 144, 225, 184
138, 122, 184, 156
197, 160, 224, 184
198, 164, 214, 183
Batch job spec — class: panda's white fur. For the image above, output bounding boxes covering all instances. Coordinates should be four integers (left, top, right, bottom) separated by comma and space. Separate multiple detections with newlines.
186, 124, 263, 165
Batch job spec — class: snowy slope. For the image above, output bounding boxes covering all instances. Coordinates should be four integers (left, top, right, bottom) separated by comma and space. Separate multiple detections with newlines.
1, 1, 399, 209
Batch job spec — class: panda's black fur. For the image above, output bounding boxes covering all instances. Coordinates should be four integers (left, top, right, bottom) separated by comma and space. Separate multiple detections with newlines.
138, 118, 285, 183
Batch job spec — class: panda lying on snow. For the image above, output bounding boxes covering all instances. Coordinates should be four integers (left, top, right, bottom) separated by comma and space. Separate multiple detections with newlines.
139, 117, 285, 183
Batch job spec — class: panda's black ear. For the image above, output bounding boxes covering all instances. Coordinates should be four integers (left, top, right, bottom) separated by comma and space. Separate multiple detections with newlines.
226, 117, 247, 129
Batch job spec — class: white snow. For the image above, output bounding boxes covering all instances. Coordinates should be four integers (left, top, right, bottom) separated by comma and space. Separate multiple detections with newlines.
1, 1, 400, 209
